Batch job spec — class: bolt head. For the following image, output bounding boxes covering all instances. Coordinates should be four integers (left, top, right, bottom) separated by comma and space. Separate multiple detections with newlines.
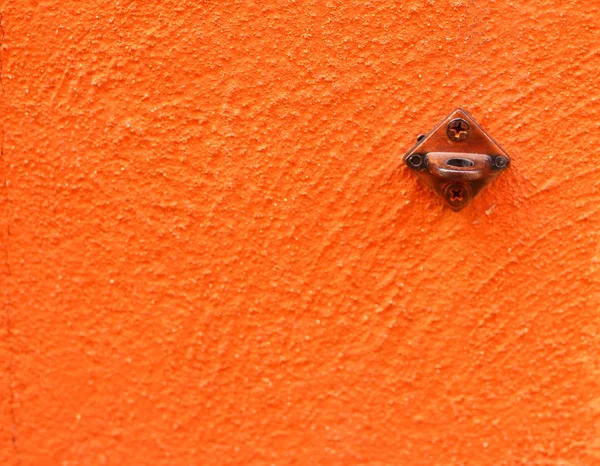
406, 154, 423, 169
447, 118, 471, 142
495, 156, 509, 168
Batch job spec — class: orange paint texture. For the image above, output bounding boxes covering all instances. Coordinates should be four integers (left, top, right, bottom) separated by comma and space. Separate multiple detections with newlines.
1, 0, 600, 464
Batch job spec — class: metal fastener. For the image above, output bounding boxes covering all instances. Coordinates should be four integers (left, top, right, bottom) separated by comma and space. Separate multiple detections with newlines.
444, 183, 469, 208
406, 154, 424, 169
447, 118, 470, 142
495, 155, 509, 168
403, 108, 511, 211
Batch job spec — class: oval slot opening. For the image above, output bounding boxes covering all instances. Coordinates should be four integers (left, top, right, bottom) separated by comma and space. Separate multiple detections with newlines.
446, 158, 474, 168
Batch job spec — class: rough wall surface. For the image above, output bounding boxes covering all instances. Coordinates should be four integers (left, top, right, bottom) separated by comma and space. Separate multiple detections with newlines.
1, 0, 600, 464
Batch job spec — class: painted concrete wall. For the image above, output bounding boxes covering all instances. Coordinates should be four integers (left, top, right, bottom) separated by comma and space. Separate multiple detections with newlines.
1, 0, 600, 464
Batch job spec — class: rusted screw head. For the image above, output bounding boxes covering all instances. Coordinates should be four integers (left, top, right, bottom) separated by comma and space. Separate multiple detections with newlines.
447, 118, 470, 142
406, 154, 423, 169
495, 155, 509, 168
444, 183, 469, 208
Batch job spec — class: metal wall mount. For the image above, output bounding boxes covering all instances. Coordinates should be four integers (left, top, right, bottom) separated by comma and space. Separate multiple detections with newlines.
403, 108, 511, 211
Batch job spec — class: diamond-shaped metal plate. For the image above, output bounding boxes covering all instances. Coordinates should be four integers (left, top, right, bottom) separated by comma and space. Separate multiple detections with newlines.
403, 108, 511, 211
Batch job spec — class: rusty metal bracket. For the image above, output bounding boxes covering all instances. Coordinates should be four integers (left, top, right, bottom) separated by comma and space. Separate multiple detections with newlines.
403, 108, 511, 211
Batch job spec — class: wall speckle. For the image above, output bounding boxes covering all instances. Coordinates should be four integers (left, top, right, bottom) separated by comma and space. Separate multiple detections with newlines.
1, 0, 600, 464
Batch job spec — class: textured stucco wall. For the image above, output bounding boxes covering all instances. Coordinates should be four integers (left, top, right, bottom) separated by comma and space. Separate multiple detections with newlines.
1, 0, 600, 464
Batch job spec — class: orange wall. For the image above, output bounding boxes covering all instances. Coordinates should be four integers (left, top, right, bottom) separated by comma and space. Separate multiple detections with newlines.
2, 1, 600, 465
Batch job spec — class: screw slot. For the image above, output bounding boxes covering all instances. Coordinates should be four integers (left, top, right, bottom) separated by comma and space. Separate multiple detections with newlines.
446, 158, 474, 168
447, 119, 471, 142
444, 183, 469, 208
